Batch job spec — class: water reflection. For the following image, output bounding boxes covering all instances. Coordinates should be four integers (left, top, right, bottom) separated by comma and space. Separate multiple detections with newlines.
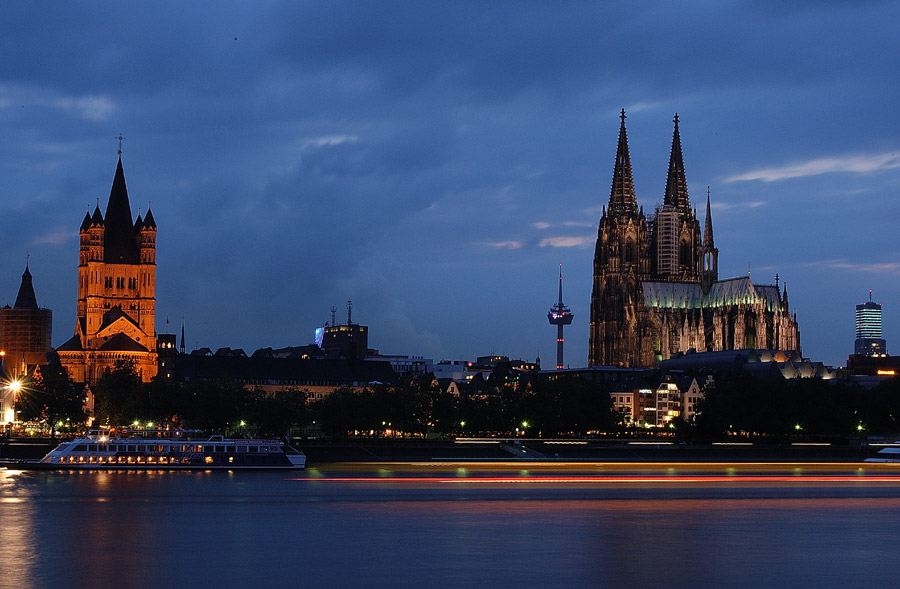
2, 466, 900, 587
0, 470, 40, 586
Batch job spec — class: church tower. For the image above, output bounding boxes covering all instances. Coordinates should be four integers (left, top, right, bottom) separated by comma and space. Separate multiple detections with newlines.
58, 147, 158, 384
0, 263, 53, 372
589, 110, 652, 367
650, 114, 702, 281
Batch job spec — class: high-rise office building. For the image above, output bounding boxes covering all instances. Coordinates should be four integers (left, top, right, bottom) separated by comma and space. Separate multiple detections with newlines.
855, 290, 886, 357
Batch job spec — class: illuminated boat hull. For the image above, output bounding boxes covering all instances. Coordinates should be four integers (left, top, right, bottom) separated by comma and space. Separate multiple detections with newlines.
2, 434, 306, 470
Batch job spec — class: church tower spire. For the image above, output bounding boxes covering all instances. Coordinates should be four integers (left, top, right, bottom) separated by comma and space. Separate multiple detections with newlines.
13, 263, 38, 309
664, 113, 691, 217
104, 157, 140, 264
701, 187, 719, 292
608, 109, 638, 217
703, 187, 715, 250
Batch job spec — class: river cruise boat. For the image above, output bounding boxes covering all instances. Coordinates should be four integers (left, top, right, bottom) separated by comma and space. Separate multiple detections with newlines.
3, 430, 306, 470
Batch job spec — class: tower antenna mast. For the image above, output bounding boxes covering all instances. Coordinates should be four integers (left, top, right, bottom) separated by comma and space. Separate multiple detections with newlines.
547, 264, 574, 370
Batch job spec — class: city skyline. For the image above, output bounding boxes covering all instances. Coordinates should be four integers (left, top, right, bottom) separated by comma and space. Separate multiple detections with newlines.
1, 2, 899, 368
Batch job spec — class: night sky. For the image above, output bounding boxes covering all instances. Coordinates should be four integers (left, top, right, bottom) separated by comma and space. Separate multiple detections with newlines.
1, 2, 898, 368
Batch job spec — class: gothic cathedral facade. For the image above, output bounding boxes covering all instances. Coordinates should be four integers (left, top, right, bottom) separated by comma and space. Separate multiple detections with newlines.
588, 112, 800, 367
57, 155, 158, 383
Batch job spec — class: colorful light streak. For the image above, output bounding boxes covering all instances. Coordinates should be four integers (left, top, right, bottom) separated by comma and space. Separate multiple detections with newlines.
288, 475, 900, 484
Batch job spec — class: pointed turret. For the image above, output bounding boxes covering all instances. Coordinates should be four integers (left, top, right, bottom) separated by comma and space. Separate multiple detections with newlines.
103, 157, 140, 264
80, 210, 92, 232
143, 207, 157, 230
663, 114, 691, 217
14, 264, 39, 309
703, 189, 715, 250
608, 109, 638, 217
701, 187, 719, 293
90, 203, 104, 226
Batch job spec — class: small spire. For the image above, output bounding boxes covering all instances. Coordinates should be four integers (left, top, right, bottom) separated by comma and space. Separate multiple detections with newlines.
117, 133, 125, 156
703, 187, 715, 249
14, 261, 38, 309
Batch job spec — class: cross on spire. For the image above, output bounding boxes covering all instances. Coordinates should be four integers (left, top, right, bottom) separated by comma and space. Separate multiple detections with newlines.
116, 133, 125, 156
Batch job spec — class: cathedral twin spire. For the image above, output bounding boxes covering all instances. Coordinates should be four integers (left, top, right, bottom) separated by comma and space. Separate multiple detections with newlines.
607, 109, 638, 217
605, 110, 714, 255
663, 114, 691, 217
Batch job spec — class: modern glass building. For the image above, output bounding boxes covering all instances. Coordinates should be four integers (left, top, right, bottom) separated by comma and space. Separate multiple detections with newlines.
855, 290, 886, 357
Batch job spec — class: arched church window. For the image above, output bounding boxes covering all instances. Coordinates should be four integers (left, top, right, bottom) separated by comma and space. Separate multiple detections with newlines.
680, 241, 691, 268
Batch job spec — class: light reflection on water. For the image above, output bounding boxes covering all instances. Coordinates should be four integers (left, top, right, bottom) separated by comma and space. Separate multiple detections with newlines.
2, 466, 900, 587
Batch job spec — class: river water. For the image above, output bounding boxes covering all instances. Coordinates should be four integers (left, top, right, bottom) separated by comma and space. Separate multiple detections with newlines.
1, 464, 899, 588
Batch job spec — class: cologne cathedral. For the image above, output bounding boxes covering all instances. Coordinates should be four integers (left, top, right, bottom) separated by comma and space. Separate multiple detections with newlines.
588, 111, 800, 367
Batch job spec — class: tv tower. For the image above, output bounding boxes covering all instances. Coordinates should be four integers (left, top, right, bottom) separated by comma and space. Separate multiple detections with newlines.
547, 264, 574, 370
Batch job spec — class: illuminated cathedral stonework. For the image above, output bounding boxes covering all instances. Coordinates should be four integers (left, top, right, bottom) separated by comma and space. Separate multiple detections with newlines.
588, 112, 800, 367
57, 155, 158, 383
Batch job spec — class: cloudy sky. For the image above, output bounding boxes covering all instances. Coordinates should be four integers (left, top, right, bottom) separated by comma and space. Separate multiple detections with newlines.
1, 1, 898, 368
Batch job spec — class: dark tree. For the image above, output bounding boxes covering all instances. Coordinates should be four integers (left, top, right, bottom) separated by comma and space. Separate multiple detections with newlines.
93, 359, 146, 426
18, 352, 85, 435
525, 374, 615, 436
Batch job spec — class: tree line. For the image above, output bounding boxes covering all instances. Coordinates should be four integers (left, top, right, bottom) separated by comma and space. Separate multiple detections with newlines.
15, 355, 900, 440
16, 356, 617, 438
694, 374, 900, 440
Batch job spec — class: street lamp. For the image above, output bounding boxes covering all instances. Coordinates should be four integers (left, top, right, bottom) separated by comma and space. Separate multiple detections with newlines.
3, 379, 22, 430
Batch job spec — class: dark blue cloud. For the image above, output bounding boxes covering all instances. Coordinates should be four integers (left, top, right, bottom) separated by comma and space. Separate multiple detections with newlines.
0, 1, 899, 365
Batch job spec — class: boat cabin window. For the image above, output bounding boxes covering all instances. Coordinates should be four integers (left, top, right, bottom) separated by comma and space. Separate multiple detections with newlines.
215, 446, 225, 453
128, 445, 136, 452
89, 445, 98, 452
248, 446, 258, 453
137, 445, 146, 452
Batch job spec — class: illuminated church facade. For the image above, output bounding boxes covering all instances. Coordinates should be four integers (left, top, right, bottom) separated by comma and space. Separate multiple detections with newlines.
588, 112, 800, 368
57, 154, 158, 383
